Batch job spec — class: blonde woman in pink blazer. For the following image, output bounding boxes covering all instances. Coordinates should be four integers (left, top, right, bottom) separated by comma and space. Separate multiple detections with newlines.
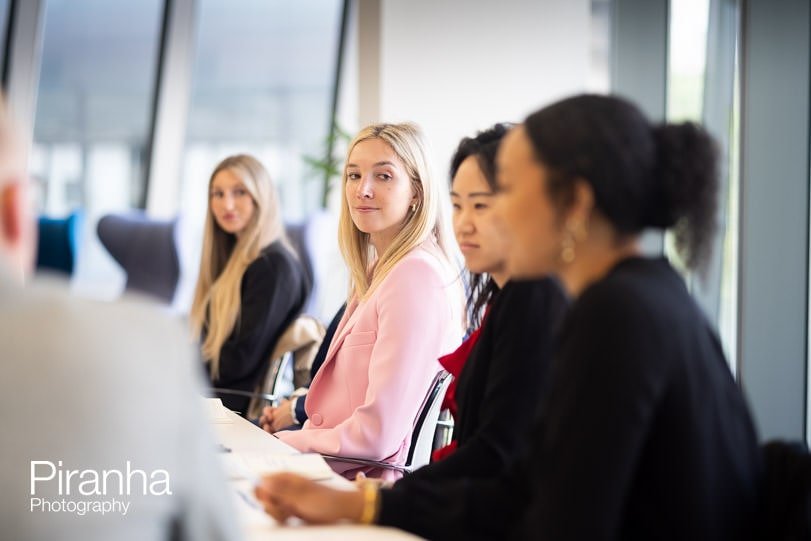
271, 123, 463, 477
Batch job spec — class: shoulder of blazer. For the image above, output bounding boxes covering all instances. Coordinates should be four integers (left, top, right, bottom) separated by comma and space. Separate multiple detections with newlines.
496, 278, 567, 314
257, 240, 298, 268
481, 279, 567, 342
375, 243, 451, 290
245, 241, 304, 287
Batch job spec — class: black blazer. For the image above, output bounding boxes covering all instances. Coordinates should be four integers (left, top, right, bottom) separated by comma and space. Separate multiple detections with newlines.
209, 241, 310, 414
403, 278, 568, 483
379, 258, 762, 541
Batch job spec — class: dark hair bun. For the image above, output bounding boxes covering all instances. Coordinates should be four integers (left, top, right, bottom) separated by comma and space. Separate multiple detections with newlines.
651, 122, 719, 270
522, 94, 720, 272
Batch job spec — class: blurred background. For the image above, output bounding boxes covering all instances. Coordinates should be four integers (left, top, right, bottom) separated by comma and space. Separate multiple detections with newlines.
8, 0, 811, 446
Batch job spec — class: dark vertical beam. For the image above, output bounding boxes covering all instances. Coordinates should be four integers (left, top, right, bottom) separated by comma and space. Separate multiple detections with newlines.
144, 0, 197, 217
141, 0, 175, 210
3, 0, 44, 143
1, 0, 18, 89
321, 0, 349, 209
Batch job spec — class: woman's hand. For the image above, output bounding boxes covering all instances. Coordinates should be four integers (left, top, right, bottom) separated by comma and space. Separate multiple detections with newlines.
259, 400, 295, 433
254, 473, 365, 524
258, 405, 276, 433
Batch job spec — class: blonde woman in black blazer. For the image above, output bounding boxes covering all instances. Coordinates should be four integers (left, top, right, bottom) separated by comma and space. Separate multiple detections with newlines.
190, 155, 309, 415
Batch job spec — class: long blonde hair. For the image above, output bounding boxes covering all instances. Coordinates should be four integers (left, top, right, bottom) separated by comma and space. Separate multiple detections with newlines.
190, 154, 286, 379
339, 122, 453, 300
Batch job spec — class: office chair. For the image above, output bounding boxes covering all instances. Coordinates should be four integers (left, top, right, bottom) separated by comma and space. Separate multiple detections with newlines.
433, 409, 455, 450
760, 440, 811, 540
97, 212, 180, 303
212, 314, 326, 419
320, 370, 453, 475
36, 211, 83, 276
284, 221, 314, 290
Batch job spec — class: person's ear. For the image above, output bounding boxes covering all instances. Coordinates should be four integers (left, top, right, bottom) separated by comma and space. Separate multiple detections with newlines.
410, 185, 421, 213
564, 178, 594, 239
0, 182, 22, 246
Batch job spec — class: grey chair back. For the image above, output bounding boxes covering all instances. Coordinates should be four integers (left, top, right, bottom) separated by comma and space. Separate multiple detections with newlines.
97, 212, 180, 303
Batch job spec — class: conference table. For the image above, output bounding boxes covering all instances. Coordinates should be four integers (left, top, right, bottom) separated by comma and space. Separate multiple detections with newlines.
212, 408, 422, 541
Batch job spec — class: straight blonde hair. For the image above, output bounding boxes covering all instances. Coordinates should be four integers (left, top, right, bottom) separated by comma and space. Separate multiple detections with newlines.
190, 154, 286, 379
339, 122, 453, 300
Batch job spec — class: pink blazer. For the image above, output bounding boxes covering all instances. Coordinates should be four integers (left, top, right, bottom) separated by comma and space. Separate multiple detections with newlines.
277, 240, 463, 471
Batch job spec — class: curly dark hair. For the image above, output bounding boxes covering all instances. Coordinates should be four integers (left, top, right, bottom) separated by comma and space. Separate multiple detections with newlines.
449, 123, 511, 329
523, 94, 719, 271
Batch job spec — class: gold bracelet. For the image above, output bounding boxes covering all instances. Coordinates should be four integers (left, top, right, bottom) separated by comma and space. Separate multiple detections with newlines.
358, 480, 380, 525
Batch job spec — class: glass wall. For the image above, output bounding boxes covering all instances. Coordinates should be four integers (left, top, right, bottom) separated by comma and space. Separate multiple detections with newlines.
31, 0, 163, 214
179, 0, 342, 235
30, 0, 164, 296
666, 0, 741, 373
589, 0, 612, 93
0, 0, 10, 76
666, 0, 710, 122
23, 0, 343, 304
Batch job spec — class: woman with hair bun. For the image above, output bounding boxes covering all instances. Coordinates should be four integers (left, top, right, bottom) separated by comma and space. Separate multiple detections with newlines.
254, 95, 761, 541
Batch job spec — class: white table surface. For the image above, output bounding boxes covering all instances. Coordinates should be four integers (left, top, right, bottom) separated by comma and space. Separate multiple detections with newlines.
213, 410, 423, 541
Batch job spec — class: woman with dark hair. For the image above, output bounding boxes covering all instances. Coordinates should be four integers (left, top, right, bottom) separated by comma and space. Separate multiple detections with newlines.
254, 95, 761, 541
450, 124, 509, 331
409, 124, 567, 482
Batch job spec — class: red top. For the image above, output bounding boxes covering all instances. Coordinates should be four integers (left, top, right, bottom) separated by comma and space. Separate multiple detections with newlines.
431, 313, 487, 462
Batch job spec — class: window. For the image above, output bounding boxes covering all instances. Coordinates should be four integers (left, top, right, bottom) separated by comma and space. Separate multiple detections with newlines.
0, 0, 10, 75
589, 0, 612, 93
666, 0, 741, 374
666, 0, 710, 123
30, 0, 164, 296
180, 0, 343, 233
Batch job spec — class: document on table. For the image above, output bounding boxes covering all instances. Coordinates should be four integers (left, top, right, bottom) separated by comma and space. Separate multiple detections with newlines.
222, 452, 335, 482
206, 398, 234, 424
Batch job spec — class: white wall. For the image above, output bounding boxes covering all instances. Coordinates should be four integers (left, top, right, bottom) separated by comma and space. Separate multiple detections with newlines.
313, 0, 593, 321
371, 0, 591, 180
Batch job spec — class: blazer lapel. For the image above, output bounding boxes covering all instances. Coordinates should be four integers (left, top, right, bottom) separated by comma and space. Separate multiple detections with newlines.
319, 297, 364, 374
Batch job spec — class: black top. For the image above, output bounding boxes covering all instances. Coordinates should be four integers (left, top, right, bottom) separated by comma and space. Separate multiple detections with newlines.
379, 257, 762, 541
208, 241, 310, 415
404, 278, 567, 483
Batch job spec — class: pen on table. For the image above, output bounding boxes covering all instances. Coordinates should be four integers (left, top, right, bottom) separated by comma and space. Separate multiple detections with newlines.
237, 488, 261, 510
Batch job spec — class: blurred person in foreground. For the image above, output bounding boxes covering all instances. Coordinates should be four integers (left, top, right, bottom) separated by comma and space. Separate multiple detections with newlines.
0, 103, 240, 540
